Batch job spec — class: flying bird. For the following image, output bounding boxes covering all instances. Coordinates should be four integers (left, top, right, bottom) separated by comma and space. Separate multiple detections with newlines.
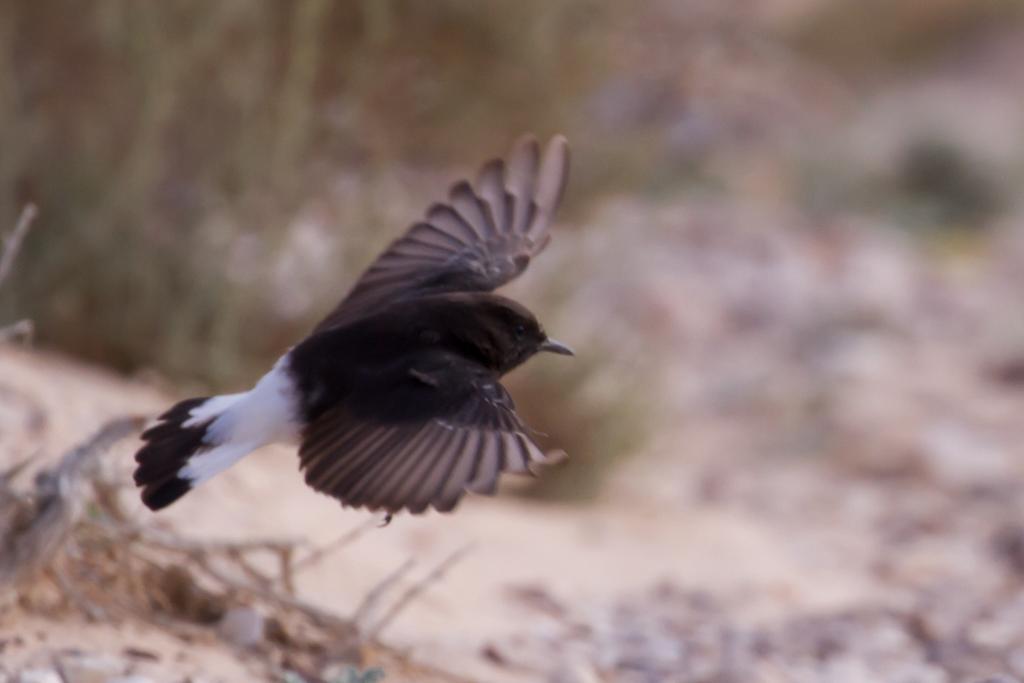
133, 134, 573, 515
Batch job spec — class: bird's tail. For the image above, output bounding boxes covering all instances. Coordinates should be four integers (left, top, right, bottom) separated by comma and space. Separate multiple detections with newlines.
133, 393, 252, 510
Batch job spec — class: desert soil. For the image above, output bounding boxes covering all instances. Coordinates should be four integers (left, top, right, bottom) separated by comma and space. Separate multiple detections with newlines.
4, 325, 1024, 683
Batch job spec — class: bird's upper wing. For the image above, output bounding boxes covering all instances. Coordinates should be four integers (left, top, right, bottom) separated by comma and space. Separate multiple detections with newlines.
313, 134, 570, 332
297, 355, 561, 514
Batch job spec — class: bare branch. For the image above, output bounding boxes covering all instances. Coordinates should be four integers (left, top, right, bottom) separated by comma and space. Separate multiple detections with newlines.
114, 523, 299, 557
366, 543, 476, 638
352, 557, 416, 627
0, 204, 38, 290
0, 319, 33, 344
0, 415, 145, 588
2, 407, 467, 676
292, 515, 380, 574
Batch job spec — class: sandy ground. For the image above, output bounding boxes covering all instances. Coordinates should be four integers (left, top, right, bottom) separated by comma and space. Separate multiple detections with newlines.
0, 344, 889, 683
7, 6, 1024, 683
5, 189, 1024, 681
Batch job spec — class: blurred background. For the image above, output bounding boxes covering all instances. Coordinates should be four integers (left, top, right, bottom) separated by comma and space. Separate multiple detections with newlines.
5, 1, 1024, 681
5, 0, 1024, 498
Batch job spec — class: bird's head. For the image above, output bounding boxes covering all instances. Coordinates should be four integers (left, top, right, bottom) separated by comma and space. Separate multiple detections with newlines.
447, 295, 573, 374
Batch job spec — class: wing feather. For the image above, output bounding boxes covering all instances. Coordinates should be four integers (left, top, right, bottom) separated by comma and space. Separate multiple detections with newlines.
407, 220, 467, 250
406, 429, 465, 513
327, 425, 407, 495
313, 135, 570, 331
433, 430, 482, 512
466, 433, 502, 495
501, 432, 531, 474
297, 357, 563, 514
530, 136, 570, 241
425, 203, 480, 244
362, 425, 438, 506
313, 424, 394, 492
302, 420, 372, 484
352, 425, 442, 510
449, 181, 494, 240
507, 135, 541, 235
337, 426, 418, 506
476, 159, 510, 236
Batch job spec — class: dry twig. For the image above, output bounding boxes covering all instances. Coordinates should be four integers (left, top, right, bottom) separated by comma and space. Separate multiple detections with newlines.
0, 319, 33, 344
0, 203, 37, 290
0, 204, 38, 343
0, 415, 145, 589
352, 557, 417, 627
366, 543, 476, 638
1, 406, 469, 678
292, 515, 380, 574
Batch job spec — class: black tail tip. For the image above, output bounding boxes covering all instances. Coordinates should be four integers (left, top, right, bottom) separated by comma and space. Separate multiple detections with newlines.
133, 395, 211, 511
140, 476, 193, 510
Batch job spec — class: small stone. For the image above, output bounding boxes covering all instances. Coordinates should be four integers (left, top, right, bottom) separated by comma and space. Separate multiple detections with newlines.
121, 647, 159, 662
321, 666, 383, 683
993, 526, 1024, 575
917, 421, 1012, 488
218, 606, 265, 647
548, 660, 600, 683
16, 670, 62, 683
56, 653, 124, 683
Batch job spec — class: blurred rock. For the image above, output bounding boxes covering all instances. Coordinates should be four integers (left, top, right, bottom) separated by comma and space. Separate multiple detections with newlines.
55, 653, 125, 683
505, 584, 567, 618
320, 665, 384, 683
15, 671, 61, 683
916, 422, 1013, 488
992, 525, 1024, 575
120, 647, 159, 663
586, 77, 679, 131
218, 606, 265, 648
548, 660, 600, 683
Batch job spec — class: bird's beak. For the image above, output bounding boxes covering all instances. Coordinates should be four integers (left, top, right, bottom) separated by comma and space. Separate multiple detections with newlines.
539, 337, 574, 356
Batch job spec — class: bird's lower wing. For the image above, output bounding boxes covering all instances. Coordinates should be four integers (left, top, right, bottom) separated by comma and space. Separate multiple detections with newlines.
298, 381, 560, 514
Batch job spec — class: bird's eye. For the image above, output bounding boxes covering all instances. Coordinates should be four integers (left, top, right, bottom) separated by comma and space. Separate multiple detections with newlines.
514, 323, 526, 338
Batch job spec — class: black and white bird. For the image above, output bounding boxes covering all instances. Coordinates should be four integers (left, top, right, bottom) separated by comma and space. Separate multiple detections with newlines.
133, 134, 573, 515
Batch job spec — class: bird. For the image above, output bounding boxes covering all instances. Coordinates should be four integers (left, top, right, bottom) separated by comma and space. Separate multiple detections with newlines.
133, 134, 574, 516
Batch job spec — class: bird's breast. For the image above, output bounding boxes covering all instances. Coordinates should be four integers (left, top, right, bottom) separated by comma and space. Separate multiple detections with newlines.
287, 319, 487, 426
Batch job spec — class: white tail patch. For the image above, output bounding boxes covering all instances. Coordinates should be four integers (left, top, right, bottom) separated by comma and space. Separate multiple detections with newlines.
178, 354, 301, 485
180, 441, 255, 484
183, 393, 246, 429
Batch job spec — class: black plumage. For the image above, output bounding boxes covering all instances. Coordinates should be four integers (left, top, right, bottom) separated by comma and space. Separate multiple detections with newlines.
133, 397, 211, 509
134, 134, 573, 515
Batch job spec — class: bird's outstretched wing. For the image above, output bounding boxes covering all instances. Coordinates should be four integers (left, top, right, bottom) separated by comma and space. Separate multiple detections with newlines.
314, 134, 570, 332
297, 356, 560, 513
